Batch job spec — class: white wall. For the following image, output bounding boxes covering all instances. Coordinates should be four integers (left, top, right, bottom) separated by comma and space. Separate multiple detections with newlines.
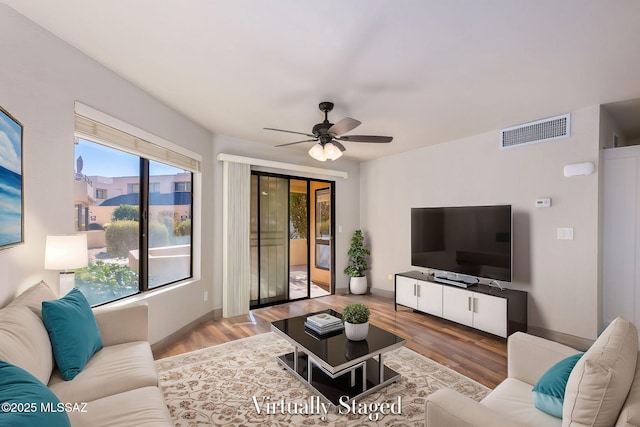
0, 5, 214, 343
211, 134, 362, 303
361, 105, 602, 340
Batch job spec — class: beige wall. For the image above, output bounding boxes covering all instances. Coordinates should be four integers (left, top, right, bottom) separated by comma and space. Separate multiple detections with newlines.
0, 5, 214, 344
360, 105, 601, 340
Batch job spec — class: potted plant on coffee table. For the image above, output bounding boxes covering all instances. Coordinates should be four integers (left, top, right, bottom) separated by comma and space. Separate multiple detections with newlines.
342, 303, 370, 341
344, 229, 370, 295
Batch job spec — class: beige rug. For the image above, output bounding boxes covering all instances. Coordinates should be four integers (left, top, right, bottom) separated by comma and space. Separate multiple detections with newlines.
155, 332, 489, 426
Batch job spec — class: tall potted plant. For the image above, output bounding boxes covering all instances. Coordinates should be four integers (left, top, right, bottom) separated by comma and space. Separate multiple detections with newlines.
344, 229, 370, 294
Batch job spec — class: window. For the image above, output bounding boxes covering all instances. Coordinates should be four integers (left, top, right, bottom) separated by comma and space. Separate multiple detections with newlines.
95, 188, 107, 199
127, 183, 140, 194
73, 106, 200, 307
174, 181, 191, 192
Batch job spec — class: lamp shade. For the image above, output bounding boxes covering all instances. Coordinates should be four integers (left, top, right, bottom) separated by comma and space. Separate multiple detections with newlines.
323, 142, 343, 160
44, 234, 88, 271
308, 143, 327, 161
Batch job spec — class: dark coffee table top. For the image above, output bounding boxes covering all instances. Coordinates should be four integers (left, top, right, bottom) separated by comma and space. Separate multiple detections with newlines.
271, 309, 406, 373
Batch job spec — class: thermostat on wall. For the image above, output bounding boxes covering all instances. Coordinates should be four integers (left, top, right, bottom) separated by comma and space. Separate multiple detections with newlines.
535, 198, 552, 208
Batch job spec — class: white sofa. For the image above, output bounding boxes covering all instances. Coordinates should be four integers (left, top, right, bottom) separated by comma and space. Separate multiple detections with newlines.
425, 317, 640, 427
0, 281, 173, 426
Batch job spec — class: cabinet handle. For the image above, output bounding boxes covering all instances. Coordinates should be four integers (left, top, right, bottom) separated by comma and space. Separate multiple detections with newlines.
413, 284, 416, 296
473, 298, 478, 313
468, 296, 472, 311
417, 285, 421, 298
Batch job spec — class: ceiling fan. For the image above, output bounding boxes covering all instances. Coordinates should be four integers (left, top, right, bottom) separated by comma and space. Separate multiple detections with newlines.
264, 101, 393, 161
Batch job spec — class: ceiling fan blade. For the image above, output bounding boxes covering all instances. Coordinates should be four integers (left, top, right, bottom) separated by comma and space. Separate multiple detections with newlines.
264, 127, 316, 138
336, 135, 393, 143
275, 139, 317, 147
328, 117, 361, 136
332, 140, 347, 152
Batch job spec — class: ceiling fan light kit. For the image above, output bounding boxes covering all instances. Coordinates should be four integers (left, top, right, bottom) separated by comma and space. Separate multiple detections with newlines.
266, 102, 393, 161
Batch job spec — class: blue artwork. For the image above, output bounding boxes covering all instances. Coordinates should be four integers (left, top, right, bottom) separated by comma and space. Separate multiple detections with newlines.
0, 106, 23, 248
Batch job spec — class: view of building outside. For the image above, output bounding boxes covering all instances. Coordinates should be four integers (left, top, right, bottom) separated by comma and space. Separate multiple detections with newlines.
73, 138, 192, 305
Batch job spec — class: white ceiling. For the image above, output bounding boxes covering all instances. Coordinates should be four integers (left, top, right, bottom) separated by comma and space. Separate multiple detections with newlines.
5, 0, 640, 161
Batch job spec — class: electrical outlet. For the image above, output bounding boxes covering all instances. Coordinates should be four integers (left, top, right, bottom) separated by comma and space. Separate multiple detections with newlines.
387, 274, 393, 281
204, 291, 208, 302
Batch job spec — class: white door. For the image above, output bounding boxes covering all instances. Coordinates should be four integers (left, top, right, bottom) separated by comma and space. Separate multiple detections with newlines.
472, 293, 507, 338
603, 147, 640, 333
395, 276, 417, 309
442, 286, 473, 327
417, 280, 443, 317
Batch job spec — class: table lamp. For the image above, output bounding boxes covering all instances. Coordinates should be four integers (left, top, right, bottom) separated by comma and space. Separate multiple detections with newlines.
44, 234, 88, 296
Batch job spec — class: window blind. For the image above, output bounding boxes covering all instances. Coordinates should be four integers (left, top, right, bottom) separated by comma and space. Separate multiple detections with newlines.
74, 114, 201, 173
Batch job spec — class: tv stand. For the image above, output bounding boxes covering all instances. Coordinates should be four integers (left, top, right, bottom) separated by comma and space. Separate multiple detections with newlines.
394, 271, 527, 338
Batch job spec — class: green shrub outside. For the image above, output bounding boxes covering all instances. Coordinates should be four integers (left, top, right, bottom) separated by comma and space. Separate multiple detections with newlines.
74, 261, 138, 306
112, 204, 139, 222
105, 220, 139, 257
176, 219, 191, 237
149, 222, 169, 248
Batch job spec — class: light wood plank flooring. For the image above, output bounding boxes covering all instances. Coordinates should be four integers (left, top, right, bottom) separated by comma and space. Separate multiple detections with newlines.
152, 294, 507, 389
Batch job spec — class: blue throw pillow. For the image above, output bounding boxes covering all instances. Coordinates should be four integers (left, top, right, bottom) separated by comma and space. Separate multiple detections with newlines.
0, 360, 71, 426
532, 353, 583, 418
42, 288, 103, 381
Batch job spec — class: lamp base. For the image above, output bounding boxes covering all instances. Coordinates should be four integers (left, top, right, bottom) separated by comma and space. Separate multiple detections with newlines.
59, 272, 76, 297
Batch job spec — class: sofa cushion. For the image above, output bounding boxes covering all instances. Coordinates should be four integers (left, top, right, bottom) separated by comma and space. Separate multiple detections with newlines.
9, 281, 57, 318
563, 317, 638, 427
481, 378, 562, 427
0, 304, 54, 384
532, 353, 583, 418
42, 289, 103, 381
615, 354, 640, 427
48, 341, 159, 403
0, 360, 71, 427
67, 386, 173, 427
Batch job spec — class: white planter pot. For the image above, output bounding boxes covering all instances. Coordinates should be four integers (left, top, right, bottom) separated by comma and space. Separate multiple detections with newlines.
344, 321, 369, 341
350, 276, 368, 295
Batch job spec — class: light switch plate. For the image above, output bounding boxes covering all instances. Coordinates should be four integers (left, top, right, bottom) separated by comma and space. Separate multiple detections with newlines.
557, 228, 574, 240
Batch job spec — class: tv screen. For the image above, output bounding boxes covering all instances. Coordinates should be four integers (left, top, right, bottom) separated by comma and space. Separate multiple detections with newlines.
411, 205, 512, 282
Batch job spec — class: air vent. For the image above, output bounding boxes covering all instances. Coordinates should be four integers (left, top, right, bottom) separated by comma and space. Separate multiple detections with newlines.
500, 114, 570, 149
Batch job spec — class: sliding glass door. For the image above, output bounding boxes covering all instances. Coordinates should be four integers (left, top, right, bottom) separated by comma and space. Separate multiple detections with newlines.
250, 172, 333, 308
251, 174, 289, 306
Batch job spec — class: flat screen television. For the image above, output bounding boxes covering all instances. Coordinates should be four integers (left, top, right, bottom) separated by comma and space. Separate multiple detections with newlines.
411, 205, 512, 282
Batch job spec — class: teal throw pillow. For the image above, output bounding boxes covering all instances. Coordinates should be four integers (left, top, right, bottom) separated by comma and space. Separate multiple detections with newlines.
532, 352, 583, 418
0, 360, 71, 426
42, 288, 103, 381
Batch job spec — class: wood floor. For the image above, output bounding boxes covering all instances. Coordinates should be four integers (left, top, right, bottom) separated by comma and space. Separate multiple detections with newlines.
152, 293, 507, 389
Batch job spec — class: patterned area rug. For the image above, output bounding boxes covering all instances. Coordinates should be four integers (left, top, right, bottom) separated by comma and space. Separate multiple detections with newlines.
155, 332, 489, 426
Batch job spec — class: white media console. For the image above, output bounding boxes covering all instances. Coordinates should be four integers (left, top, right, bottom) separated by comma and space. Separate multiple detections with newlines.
395, 271, 527, 338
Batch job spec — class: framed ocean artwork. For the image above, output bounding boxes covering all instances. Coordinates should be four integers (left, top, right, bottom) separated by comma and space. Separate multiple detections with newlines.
0, 105, 23, 249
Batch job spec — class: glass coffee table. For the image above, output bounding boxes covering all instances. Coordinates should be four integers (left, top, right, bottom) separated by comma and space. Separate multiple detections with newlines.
271, 309, 406, 405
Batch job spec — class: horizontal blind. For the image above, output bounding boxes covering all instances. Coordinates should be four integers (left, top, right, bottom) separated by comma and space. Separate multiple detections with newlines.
74, 114, 201, 173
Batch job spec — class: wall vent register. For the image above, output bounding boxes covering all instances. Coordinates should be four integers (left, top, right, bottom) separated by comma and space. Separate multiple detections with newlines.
500, 113, 570, 149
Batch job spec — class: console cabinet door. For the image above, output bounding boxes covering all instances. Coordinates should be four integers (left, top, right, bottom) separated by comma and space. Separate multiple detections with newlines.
416, 280, 443, 317
472, 293, 507, 337
442, 286, 473, 327
396, 276, 418, 309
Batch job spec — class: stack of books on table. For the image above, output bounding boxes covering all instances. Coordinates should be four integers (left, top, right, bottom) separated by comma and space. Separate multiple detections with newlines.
304, 313, 344, 336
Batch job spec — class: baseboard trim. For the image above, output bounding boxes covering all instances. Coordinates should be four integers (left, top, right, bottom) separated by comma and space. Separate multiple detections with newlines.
151, 308, 222, 351
527, 326, 594, 351
370, 288, 395, 299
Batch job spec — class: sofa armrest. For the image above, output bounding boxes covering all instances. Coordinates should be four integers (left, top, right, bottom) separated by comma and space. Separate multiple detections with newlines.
425, 388, 522, 427
508, 332, 581, 385
93, 303, 149, 346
